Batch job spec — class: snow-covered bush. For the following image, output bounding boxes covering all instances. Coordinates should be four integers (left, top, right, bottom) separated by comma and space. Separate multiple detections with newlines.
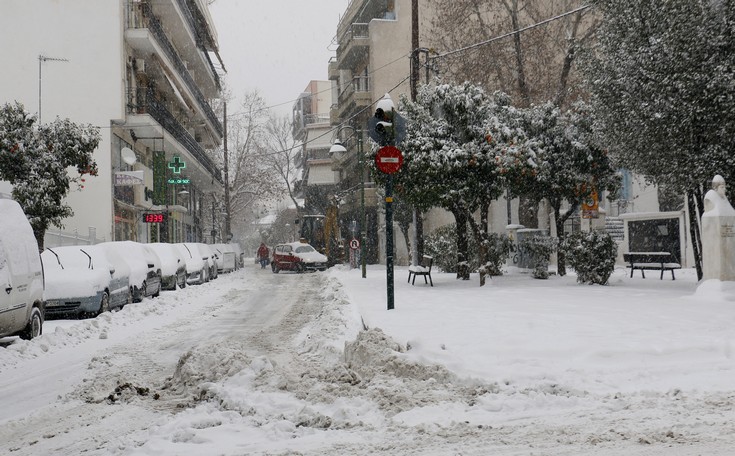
519, 235, 557, 279
479, 232, 512, 276
561, 230, 617, 285
425, 224, 478, 273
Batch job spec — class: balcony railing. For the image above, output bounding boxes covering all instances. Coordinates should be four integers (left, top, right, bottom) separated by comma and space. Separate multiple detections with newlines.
336, 23, 369, 66
174, 0, 221, 89
128, 1, 223, 137
127, 88, 222, 183
338, 76, 370, 106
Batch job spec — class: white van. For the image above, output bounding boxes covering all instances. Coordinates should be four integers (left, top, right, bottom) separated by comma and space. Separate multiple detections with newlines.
0, 199, 44, 339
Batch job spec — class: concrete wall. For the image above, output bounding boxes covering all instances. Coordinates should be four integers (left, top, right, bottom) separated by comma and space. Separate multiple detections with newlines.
0, 0, 126, 243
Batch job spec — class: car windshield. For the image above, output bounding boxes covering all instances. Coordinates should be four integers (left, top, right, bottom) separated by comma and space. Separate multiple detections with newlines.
295, 245, 315, 254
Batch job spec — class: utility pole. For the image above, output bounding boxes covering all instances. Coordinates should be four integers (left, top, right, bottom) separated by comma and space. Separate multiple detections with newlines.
409, 0, 424, 266
223, 101, 231, 241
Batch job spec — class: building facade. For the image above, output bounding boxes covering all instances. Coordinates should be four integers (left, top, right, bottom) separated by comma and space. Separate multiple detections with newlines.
328, 0, 439, 264
0, 0, 225, 247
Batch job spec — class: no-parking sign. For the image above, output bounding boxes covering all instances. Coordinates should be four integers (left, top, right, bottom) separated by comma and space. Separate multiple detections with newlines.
350, 238, 360, 250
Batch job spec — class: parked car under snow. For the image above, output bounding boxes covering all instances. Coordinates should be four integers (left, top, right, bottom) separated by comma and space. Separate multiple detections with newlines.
42, 245, 131, 318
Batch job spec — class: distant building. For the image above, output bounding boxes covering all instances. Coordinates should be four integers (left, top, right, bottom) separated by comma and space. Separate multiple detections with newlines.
293, 81, 336, 191
0, 0, 226, 247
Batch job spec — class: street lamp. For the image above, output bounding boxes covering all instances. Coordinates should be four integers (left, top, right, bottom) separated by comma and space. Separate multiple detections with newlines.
330, 126, 367, 278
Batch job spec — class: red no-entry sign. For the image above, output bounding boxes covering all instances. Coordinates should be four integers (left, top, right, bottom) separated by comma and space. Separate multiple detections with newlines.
375, 146, 404, 174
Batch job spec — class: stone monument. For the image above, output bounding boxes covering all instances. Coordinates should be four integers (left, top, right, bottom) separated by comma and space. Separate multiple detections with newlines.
701, 175, 735, 281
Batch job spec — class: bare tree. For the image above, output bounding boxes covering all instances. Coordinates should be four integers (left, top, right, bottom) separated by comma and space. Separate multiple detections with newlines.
262, 114, 303, 215
428, 0, 598, 108
225, 91, 282, 236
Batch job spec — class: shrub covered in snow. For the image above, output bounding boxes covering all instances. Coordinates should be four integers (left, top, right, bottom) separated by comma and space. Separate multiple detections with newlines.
561, 230, 617, 285
425, 224, 478, 273
519, 235, 557, 279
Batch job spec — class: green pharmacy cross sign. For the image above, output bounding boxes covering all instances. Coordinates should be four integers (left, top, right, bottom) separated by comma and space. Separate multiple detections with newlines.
168, 156, 186, 174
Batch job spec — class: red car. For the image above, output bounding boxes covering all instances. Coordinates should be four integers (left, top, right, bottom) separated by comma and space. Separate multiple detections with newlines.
271, 241, 328, 273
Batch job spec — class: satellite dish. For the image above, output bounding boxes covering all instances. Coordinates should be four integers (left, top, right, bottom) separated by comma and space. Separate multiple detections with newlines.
121, 147, 137, 166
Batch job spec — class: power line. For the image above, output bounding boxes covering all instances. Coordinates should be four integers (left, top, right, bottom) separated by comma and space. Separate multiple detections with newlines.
225, 51, 413, 121
433, 4, 594, 60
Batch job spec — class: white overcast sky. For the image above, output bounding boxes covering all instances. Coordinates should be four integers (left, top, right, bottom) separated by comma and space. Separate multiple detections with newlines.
209, 0, 348, 117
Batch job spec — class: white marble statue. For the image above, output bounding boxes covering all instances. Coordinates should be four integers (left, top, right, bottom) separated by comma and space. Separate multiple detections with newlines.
703, 174, 735, 216
702, 175, 735, 281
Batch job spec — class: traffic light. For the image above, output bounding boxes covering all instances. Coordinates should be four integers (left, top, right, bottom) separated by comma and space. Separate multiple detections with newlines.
372, 107, 395, 146
367, 94, 406, 146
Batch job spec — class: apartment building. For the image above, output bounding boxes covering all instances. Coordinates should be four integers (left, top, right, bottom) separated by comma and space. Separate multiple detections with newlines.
328, 0, 440, 264
0, 0, 225, 246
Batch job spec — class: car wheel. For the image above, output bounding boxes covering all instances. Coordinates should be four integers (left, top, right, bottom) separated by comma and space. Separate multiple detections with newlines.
153, 276, 161, 298
97, 292, 110, 316
295, 263, 305, 274
125, 288, 133, 306
201, 268, 208, 283
19, 307, 43, 340
272, 262, 279, 273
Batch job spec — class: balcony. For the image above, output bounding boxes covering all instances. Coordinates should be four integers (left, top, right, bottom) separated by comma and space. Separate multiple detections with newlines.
336, 76, 372, 120
126, 88, 222, 186
336, 23, 370, 70
328, 56, 340, 81
126, 1, 223, 139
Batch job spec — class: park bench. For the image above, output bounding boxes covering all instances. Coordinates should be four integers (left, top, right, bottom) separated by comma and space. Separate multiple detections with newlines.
623, 252, 682, 280
408, 255, 433, 286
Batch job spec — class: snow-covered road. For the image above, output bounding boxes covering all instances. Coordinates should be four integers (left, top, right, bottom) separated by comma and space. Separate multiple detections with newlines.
1, 265, 734, 455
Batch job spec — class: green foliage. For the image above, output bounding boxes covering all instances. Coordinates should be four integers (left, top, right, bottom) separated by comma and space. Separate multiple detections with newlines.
0, 102, 100, 248
425, 224, 478, 273
580, 0, 735, 194
425, 224, 512, 276
561, 230, 618, 285
479, 232, 513, 277
519, 235, 558, 279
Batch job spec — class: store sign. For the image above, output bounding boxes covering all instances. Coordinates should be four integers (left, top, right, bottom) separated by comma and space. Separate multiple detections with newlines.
114, 170, 144, 186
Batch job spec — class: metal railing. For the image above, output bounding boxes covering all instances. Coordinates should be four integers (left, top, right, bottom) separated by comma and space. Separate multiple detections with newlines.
127, 88, 222, 184
128, 1, 223, 136
337, 23, 369, 60
174, 0, 221, 89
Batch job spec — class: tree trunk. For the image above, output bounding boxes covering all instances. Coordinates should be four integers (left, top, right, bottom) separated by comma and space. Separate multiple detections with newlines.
503, 0, 531, 107
468, 216, 489, 286
452, 207, 471, 280
687, 189, 703, 280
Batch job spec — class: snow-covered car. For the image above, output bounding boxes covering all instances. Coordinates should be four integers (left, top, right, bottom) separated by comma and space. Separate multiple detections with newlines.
212, 243, 237, 273
174, 243, 209, 285
148, 243, 187, 290
42, 245, 132, 318
0, 199, 45, 340
190, 243, 217, 280
271, 241, 328, 273
98, 241, 161, 302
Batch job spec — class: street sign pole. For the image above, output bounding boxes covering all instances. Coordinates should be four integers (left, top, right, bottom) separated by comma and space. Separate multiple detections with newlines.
386, 174, 395, 310
369, 94, 405, 311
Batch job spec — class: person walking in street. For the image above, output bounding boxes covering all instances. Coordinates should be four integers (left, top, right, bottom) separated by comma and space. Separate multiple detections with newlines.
257, 243, 269, 269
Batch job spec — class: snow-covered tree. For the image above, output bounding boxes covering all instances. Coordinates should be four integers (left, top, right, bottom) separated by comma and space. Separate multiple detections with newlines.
0, 102, 100, 249
580, 0, 735, 279
501, 101, 620, 275
393, 82, 506, 284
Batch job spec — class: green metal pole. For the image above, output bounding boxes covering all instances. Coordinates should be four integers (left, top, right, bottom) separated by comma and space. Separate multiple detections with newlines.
386, 174, 394, 310
358, 130, 367, 278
